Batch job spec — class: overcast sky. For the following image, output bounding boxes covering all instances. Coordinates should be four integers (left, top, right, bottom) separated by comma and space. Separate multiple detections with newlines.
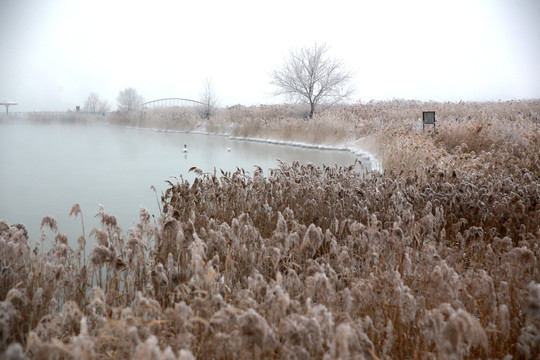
1, 0, 539, 112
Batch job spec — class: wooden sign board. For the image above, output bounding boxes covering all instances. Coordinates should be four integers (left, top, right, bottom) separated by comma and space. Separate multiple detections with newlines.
422, 111, 435, 131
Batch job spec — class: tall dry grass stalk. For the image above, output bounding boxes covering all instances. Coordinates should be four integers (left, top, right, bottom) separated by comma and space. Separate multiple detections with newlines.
2, 99, 540, 359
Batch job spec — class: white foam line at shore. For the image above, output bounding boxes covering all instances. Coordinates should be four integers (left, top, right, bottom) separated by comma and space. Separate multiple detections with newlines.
120, 125, 382, 172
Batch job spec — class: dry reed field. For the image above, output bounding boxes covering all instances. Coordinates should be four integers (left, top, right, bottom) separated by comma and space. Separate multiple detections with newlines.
2, 99, 540, 359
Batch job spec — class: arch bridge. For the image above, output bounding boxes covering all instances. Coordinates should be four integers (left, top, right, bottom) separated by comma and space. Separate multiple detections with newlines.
142, 98, 205, 110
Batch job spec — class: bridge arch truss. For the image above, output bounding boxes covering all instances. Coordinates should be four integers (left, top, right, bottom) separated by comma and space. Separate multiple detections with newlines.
142, 98, 205, 110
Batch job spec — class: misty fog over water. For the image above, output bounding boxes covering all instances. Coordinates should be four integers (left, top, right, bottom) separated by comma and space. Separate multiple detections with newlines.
0, 121, 367, 245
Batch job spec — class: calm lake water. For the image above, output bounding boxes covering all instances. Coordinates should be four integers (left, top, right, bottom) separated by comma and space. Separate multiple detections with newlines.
0, 121, 369, 245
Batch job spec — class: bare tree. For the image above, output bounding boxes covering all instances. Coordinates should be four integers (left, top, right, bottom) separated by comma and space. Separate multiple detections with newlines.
83, 92, 100, 112
198, 78, 219, 119
271, 43, 354, 119
117, 88, 144, 112
96, 99, 110, 113
84, 92, 110, 113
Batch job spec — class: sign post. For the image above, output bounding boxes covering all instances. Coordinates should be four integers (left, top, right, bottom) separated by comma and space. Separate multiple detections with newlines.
422, 111, 435, 132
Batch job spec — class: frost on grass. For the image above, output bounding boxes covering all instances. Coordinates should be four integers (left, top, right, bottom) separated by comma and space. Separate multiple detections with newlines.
1, 99, 540, 359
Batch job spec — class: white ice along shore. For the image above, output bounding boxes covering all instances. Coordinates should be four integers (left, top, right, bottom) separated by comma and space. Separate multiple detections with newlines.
123, 125, 382, 173
229, 135, 382, 173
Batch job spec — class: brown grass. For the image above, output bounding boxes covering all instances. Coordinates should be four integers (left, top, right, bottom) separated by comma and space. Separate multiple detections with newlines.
1, 99, 540, 359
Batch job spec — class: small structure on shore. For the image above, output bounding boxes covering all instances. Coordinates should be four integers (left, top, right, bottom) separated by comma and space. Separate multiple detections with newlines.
0, 101, 17, 115
422, 111, 435, 131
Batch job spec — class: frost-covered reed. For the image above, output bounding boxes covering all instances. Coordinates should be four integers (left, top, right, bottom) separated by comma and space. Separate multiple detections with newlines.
1, 99, 539, 359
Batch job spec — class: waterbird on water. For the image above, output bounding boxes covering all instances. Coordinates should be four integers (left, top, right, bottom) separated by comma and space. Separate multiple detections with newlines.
227, 147, 231, 152
183, 144, 188, 153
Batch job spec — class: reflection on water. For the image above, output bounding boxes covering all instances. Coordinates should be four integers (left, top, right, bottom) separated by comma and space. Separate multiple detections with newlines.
0, 122, 368, 244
